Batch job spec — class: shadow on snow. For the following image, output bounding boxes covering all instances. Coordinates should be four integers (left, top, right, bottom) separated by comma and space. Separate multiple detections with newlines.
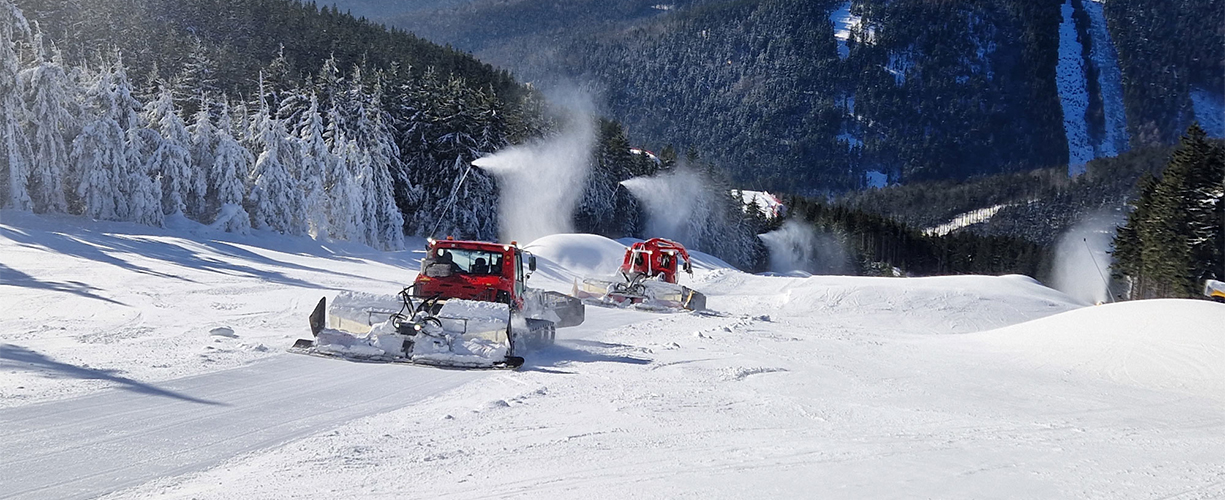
0, 344, 225, 406
519, 340, 652, 373
0, 263, 128, 306
0, 224, 405, 292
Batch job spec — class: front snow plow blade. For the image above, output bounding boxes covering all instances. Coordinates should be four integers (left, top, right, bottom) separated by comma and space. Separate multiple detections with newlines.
574, 278, 706, 311
524, 290, 585, 328
290, 291, 523, 369
652, 284, 706, 311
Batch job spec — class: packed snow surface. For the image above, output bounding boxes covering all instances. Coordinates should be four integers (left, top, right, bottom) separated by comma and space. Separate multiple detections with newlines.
1083, 0, 1130, 157
737, 190, 785, 219
922, 204, 1006, 236
829, 1, 860, 59
2, 210, 1223, 499
1191, 88, 1225, 138
1056, 0, 1093, 174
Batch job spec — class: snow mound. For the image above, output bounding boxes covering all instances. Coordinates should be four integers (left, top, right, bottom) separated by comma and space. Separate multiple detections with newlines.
701, 272, 1082, 335
966, 299, 1225, 401
523, 233, 629, 278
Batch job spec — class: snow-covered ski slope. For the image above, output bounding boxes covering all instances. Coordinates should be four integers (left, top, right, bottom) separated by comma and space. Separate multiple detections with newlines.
2, 211, 1223, 499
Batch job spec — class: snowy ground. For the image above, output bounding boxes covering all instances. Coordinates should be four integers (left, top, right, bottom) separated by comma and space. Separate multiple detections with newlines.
2, 211, 1223, 499
1056, 0, 1093, 174
922, 204, 1007, 237
1083, 0, 1129, 157
1191, 88, 1225, 139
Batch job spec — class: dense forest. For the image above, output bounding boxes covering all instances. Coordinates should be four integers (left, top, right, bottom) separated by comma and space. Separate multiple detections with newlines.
1102, 0, 1224, 145
781, 196, 1050, 279
836, 144, 1175, 245
0, 0, 772, 268
353, 0, 1224, 194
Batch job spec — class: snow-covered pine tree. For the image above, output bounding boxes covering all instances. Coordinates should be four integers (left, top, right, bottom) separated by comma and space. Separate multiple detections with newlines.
392, 73, 432, 237
20, 26, 76, 214
296, 92, 331, 240
322, 68, 364, 243
248, 74, 303, 234
188, 93, 218, 217
342, 66, 378, 246
317, 54, 344, 134
265, 46, 308, 126
348, 70, 405, 250
71, 61, 125, 220
231, 100, 255, 153
111, 54, 162, 226
328, 135, 365, 243
144, 85, 198, 218
275, 88, 305, 231
210, 99, 252, 233
365, 76, 406, 250
1, 0, 32, 210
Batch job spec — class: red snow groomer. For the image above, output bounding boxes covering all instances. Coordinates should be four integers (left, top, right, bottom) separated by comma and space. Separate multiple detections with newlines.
292, 238, 584, 369
574, 238, 707, 311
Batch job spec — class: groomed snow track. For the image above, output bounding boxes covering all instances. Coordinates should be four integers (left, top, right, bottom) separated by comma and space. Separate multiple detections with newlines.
0, 354, 482, 500
0, 307, 645, 500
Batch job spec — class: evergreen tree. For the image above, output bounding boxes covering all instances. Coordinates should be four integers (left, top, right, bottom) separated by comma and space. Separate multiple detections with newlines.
144, 84, 197, 217
188, 93, 218, 216
399, 71, 500, 240
1179, 124, 1225, 283
71, 63, 125, 221
296, 92, 331, 240
322, 68, 364, 243
1, 0, 32, 210
174, 35, 219, 114
345, 67, 381, 246
248, 75, 303, 234
577, 119, 637, 237
1112, 124, 1225, 298
361, 75, 406, 250
329, 136, 365, 242
20, 27, 76, 214
113, 57, 162, 227
209, 99, 252, 233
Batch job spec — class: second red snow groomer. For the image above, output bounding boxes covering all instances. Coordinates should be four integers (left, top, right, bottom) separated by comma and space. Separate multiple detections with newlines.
575, 237, 706, 311
619, 237, 694, 284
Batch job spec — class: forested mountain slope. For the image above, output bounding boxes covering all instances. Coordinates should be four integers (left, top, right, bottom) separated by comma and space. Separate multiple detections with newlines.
331, 0, 1224, 194
835, 145, 1177, 245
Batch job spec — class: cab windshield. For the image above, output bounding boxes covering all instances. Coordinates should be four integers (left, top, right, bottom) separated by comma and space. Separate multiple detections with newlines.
432, 248, 504, 275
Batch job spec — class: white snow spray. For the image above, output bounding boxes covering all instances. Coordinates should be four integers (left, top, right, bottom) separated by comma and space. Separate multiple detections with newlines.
473, 90, 595, 244
1051, 210, 1124, 304
620, 167, 708, 244
758, 220, 853, 275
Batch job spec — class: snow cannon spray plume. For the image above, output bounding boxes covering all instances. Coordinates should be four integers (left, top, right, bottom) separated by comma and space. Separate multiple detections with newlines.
1051, 210, 1124, 305
473, 92, 595, 244
620, 167, 708, 244
758, 220, 852, 275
